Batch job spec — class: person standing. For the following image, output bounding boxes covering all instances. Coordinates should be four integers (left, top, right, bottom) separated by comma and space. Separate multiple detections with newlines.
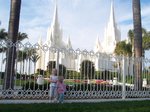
49, 68, 58, 102
57, 76, 66, 103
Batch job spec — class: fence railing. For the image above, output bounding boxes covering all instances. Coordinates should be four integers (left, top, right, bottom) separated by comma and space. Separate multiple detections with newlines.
0, 41, 150, 99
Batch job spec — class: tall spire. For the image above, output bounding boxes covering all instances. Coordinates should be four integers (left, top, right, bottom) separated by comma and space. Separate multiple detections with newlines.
109, 0, 116, 28
47, 0, 64, 48
94, 36, 103, 53
38, 35, 43, 46
52, 0, 59, 27
67, 36, 72, 49
102, 0, 121, 54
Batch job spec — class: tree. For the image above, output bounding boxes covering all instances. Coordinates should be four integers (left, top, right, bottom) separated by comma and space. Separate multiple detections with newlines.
17, 32, 28, 41
0, 29, 7, 53
46, 61, 66, 77
0, 28, 28, 41
0, 29, 7, 40
0, 29, 28, 54
47, 61, 56, 74
128, 28, 150, 57
132, 0, 142, 90
17, 48, 37, 72
80, 60, 95, 79
30, 53, 40, 75
114, 41, 132, 57
128, 29, 134, 57
4, 0, 22, 90
59, 64, 66, 77
17, 50, 28, 75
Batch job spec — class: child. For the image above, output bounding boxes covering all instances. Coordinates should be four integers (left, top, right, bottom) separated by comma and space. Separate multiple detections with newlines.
57, 76, 66, 103
49, 69, 58, 102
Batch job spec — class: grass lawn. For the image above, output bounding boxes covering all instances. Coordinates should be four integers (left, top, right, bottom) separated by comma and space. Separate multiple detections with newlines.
0, 100, 150, 112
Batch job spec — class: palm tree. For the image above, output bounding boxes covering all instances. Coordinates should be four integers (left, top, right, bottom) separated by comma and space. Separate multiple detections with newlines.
0, 28, 28, 54
30, 53, 40, 89
4, 0, 22, 90
0, 28, 28, 41
17, 50, 28, 75
128, 29, 134, 57
0, 29, 8, 53
30, 53, 40, 75
132, 0, 142, 90
0, 29, 7, 40
17, 32, 28, 42
114, 41, 132, 57
128, 28, 150, 57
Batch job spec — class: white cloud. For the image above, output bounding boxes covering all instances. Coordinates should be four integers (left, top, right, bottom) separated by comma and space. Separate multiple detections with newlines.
1, 0, 150, 52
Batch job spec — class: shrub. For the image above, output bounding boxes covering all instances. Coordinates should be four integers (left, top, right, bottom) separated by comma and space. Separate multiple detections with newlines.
22, 82, 50, 90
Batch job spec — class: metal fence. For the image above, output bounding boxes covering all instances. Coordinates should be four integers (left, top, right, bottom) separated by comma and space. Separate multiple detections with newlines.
0, 41, 150, 99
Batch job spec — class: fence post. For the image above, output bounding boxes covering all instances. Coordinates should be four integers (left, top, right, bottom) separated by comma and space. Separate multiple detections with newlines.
56, 49, 59, 75
122, 56, 126, 99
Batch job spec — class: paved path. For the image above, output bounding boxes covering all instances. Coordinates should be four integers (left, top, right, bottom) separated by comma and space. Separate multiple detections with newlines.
0, 98, 150, 104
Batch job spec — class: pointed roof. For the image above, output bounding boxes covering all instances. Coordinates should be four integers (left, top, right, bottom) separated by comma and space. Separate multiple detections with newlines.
102, 0, 121, 54
52, 0, 59, 28
67, 36, 72, 49
38, 36, 42, 46
50, 33, 53, 42
94, 36, 103, 53
109, 0, 116, 28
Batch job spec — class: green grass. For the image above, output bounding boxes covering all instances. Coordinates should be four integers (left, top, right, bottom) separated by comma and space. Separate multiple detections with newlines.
0, 100, 150, 112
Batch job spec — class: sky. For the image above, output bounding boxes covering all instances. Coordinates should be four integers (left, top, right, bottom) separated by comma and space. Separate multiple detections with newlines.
0, 0, 149, 58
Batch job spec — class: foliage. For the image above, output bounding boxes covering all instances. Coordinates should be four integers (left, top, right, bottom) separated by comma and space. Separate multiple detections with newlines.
66, 70, 81, 79
95, 71, 121, 81
0, 72, 5, 79
30, 53, 40, 63
80, 60, 95, 79
36, 69, 46, 76
46, 61, 66, 76
17, 50, 28, 62
22, 82, 49, 90
46, 61, 56, 74
0, 29, 7, 40
59, 64, 66, 76
114, 41, 132, 56
116, 28, 150, 57
0, 28, 28, 41
128, 28, 150, 51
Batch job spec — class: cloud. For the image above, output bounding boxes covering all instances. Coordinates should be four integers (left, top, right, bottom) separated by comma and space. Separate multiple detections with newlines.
1, 0, 150, 52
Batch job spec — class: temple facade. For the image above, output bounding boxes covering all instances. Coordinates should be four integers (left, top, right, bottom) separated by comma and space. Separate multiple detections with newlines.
36, 1, 122, 72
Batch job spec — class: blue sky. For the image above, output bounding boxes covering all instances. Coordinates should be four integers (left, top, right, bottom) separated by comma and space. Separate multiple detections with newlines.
0, 0, 150, 57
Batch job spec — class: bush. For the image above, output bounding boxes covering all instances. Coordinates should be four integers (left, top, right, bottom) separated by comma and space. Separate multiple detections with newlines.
95, 70, 121, 81
66, 70, 81, 79
22, 82, 50, 90
0, 72, 4, 79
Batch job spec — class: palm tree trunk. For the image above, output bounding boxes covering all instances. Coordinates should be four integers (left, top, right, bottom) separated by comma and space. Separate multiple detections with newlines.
132, 0, 142, 90
4, 0, 21, 90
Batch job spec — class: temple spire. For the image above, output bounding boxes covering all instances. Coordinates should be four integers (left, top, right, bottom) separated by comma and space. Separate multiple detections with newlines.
102, 0, 121, 54
52, 0, 59, 27
67, 36, 72, 49
94, 36, 103, 53
38, 36, 42, 46
109, 0, 116, 28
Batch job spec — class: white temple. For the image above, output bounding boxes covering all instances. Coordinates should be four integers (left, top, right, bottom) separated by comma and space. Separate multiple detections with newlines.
94, 1, 121, 54
36, 1, 121, 72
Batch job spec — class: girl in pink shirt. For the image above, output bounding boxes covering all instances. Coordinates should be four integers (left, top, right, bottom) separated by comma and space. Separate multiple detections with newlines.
57, 76, 66, 103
